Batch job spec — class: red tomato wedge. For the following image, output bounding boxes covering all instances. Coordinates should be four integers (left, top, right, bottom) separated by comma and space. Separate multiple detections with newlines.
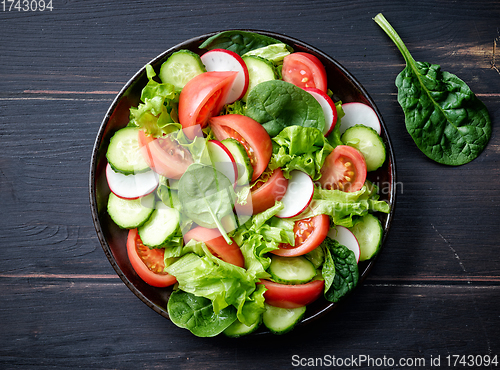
178, 71, 238, 134
319, 145, 367, 192
137, 129, 193, 179
209, 114, 272, 182
126, 228, 177, 288
250, 168, 288, 215
184, 226, 245, 268
282, 52, 328, 93
271, 214, 330, 257
259, 279, 325, 308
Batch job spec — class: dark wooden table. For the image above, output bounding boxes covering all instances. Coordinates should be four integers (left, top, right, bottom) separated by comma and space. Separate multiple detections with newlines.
1, 0, 499, 368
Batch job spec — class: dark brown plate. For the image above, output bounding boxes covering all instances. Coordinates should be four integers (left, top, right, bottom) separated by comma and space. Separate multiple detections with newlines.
89, 30, 396, 335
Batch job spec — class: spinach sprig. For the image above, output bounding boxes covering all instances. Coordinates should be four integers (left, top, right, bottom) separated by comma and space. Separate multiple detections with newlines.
374, 13, 492, 165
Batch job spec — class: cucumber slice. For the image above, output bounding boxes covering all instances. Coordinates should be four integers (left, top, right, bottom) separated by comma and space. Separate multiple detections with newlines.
138, 201, 181, 248
341, 124, 386, 172
107, 192, 155, 229
349, 213, 383, 261
106, 127, 150, 175
269, 255, 316, 284
221, 138, 253, 186
263, 303, 306, 335
159, 50, 206, 90
241, 55, 276, 101
223, 317, 262, 338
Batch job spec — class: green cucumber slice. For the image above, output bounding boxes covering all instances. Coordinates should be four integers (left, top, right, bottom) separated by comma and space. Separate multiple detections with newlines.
221, 138, 253, 186
138, 201, 181, 248
107, 192, 155, 229
223, 317, 262, 338
106, 127, 150, 175
341, 124, 386, 172
241, 55, 276, 101
262, 303, 306, 335
159, 50, 206, 90
269, 255, 316, 284
349, 213, 383, 261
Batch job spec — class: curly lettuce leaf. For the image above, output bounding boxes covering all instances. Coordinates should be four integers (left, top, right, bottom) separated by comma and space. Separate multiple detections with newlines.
128, 65, 179, 137
165, 240, 265, 327
269, 125, 334, 180
290, 185, 390, 227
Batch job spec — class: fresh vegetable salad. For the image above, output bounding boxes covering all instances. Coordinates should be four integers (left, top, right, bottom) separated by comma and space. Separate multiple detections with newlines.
104, 30, 391, 337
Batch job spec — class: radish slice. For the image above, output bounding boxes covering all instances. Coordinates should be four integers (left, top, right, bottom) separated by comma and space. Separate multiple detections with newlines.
206, 140, 238, 185
304, 87, 337, 136
201, 49, 249, 104
276, 170, 314, 219
327, 225, 360, 263
106, 163, 159, 200
339, 102, 381, 135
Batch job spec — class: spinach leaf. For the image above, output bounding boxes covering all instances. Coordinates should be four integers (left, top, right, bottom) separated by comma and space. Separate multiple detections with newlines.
167, 290, 237, 337
178, 163, 236, 243
374, 13, 492, 165
245, 80, 325, 137
199, 30, 283, 56
321, 237, 359, 303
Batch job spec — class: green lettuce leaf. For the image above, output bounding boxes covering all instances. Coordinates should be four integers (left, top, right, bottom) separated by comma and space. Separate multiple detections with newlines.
269, 125, 334, 180
165, 240, 265, 327
290, 185, 390, 227
128, 65, 179, 137
231, 201, 294, 279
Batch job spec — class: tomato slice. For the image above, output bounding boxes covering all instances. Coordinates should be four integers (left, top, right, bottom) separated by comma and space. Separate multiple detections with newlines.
259, 279, 325, 308
209, 114, 272, 182
250, 168, 288, 215
282, 52, 328, 93
183, 226, 245, 268
178, 71, 238, 132
126, 228, 177, 288
137, 129, 193, 179
319, 145, 367, 192
271, 214, 330, 257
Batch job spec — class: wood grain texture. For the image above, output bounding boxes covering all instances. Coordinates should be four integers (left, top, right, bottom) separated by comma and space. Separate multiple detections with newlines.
1, 0, 499, 368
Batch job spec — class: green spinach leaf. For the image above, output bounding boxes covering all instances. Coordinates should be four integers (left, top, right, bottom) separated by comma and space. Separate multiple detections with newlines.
199, 30, 283, 56
321, 237, 359, 303
245, 80, 325, 137
374, 13, 492, 165
167, 290, 237, 337
178, 163, 236, 243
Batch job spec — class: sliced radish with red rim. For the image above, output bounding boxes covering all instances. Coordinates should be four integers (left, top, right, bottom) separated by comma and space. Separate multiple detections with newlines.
201, 49, 249, 104
206, 140, 238, 185
304, 87, 337, 136
339, 102, 381, 135
327, 225, 360, 263
106, 163, 159, 200
276, 170, 314, 219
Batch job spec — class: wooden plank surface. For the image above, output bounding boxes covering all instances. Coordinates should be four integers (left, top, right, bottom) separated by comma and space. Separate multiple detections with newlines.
1, 0, 499, 368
